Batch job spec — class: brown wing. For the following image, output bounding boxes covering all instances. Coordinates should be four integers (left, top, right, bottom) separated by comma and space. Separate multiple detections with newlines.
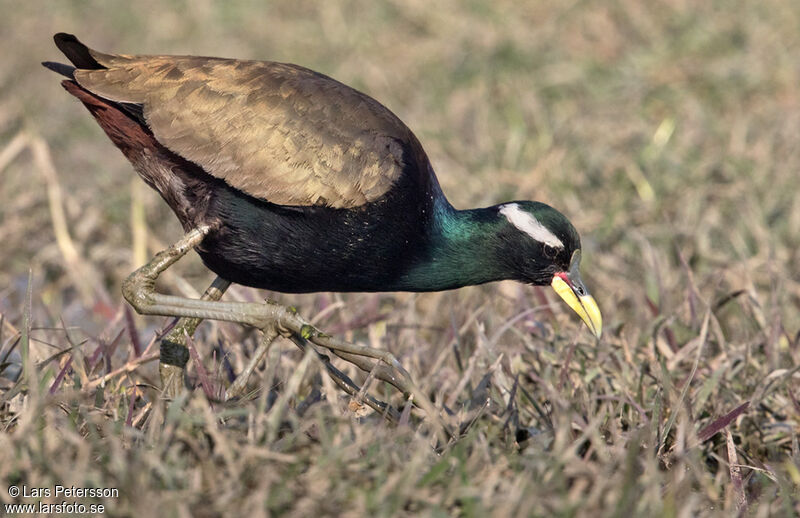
73, 50, 412, 208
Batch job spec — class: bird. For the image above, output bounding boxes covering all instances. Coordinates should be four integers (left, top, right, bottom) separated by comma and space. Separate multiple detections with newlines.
43, 33, 602, 343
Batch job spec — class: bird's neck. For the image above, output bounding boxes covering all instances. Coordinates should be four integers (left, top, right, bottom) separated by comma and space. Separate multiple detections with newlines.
398, 195, 510, 291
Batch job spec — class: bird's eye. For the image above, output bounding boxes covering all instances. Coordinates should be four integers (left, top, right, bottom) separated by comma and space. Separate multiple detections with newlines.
543, 244, 557, 258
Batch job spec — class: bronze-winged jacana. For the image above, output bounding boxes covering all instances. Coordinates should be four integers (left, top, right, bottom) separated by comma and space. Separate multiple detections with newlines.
44, 34, 602, 400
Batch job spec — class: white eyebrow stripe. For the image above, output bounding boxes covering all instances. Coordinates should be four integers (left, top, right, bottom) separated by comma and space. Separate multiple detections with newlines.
499, 203, 564, 248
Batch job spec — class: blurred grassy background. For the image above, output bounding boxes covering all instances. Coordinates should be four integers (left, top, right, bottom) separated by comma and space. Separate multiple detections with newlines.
1, 0, 799, 516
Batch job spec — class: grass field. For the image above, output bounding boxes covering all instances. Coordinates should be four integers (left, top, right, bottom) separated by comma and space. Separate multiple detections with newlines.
1, 1, 799, 516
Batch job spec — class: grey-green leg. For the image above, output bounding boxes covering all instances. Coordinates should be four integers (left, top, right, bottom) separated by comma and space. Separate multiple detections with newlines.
123, 228, 451, 438
159, 276, 231, 399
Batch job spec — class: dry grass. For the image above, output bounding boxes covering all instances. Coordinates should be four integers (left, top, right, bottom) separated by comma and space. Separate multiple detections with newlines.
2, 0, 799, 516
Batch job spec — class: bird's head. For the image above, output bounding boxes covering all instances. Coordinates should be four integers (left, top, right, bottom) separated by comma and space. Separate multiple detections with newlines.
496, 201, 602, 338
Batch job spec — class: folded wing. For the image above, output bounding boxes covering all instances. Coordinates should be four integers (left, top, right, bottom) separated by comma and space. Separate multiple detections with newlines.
73, 48, 411, 208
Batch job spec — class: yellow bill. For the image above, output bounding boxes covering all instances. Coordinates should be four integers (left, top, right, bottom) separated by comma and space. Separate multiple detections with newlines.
550, 250, 602, 338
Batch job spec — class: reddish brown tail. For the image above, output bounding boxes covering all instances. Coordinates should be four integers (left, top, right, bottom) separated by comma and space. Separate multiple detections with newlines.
60, 80, 153, 161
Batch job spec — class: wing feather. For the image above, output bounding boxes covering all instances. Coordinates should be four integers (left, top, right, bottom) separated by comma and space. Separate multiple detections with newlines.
74, 52, 410, 208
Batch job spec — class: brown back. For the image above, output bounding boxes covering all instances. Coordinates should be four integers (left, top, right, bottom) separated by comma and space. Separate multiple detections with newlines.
74, 49, 414, 208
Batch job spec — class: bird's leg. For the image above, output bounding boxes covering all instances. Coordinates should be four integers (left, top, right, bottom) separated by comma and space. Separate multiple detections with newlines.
123, 226, 284, 398
122, 227, 413, 386
124, 227, 449, 437
159, 276, 230, 399
123, 228, 316, 330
